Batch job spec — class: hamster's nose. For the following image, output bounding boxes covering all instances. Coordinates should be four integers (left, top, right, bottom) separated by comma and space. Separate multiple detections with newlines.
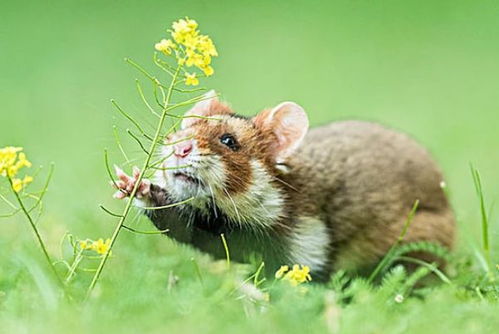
174, 141, 193, 158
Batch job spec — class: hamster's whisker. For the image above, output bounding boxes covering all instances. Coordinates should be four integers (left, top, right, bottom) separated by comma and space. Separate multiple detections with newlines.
272, 176, 298, 192
222, 187, 242, 228
207, 184, 218, 218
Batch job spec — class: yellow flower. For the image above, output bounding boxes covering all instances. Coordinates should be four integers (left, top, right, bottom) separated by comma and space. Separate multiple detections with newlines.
197, 35, 218, 57
185, 50, 204, 67
0, 146, 33, 192
201, 65, 214, 77
185, 72, 199, 86
11, 175, 33, 193
0, 147, 21, 176
79, 240, 92, 250
22, 175, 33, 184
286, 264, 312, 286
182, 33, 200, 51
275, 264, 312, 286
91, 238, 112, 255
172, 17, 198, 34
171, 17, 198, 43
11, 179, 23, 192
155, 17, 217, 79
275, 265, 289, 279
154, 39, 176, 55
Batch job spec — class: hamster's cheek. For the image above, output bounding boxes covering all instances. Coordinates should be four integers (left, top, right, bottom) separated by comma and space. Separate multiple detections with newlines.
197, 154, 226, 189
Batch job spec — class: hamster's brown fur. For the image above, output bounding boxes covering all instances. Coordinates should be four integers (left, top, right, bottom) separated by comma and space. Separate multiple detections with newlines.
114, 91, 455, 279
284, 121, 454, 271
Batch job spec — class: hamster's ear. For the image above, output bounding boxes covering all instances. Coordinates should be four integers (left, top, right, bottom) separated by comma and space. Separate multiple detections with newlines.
253, 102, 309, 163
181, 90, 219, 129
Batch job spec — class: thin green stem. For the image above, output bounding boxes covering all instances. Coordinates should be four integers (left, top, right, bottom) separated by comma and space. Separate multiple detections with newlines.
0, 193, 17, 209
254, 262, 265, 287
220, 233, 230, 269
111, 99, 153, 142
113, 126, 130, 163
121, 225, 169, 234
141, 197, 194, 210
27, 163, 55, 216
99, 205, 124, 217
191, 257, 204, 285
396, 256, 452, 285
86, 65, 182, 299
136, 79, 160, 118
8, 176, 65, 289
65, 249, 84, 283
126, 129, 150, 155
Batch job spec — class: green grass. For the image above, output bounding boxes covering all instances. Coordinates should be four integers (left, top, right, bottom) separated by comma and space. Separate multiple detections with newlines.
1, 0, 499, 333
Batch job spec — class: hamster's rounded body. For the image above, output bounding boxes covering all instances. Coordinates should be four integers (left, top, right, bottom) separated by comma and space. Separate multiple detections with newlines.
113, 91, 455, 279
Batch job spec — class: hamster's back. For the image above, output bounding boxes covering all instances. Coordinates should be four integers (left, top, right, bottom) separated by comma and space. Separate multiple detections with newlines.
285, 120, 455, 270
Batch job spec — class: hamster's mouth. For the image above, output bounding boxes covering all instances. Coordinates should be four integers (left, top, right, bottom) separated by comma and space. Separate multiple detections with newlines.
173, 172, 203, 186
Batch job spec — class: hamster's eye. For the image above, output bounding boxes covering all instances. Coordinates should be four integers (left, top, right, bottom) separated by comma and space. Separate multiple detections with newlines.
220, 133, 239, 151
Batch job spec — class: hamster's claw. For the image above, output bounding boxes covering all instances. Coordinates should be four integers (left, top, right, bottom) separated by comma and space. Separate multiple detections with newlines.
111, 166, 151, 199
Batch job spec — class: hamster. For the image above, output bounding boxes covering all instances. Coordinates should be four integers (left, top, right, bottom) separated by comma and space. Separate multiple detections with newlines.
113, 90, 455, 280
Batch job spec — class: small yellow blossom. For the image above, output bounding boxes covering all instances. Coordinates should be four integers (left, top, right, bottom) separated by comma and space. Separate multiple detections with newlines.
78, 238, 112, 255
0, 146, 33, 192
275, 265, 289, 279
185, 50, 204, 67
185, 72, 199, 86
79, 240, 91, 250
196, 35, 218, 57
201, 65, 214, 77
154, 39, 176, 55
171, 17, 198, 45
22, 175, 33, 184
275, 264, 312, 286
11, 176, 33, 193
11, 179, 23, 193
171, 17, 198, 43
91, 238, 112, 255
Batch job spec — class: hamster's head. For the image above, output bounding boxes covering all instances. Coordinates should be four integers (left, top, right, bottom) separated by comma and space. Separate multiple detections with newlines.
158, 90, 308, 225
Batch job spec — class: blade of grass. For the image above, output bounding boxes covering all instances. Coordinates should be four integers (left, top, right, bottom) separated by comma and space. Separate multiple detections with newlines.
221, 233, 231, 269
368, 199, 420, 283
470, 164, 493, 279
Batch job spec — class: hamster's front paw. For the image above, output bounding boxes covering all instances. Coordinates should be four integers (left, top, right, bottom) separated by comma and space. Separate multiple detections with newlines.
112, 166, 151, 200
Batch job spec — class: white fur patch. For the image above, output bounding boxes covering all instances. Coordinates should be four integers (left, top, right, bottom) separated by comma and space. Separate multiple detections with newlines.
215, 160, 285, 231
287, 217, 330, 273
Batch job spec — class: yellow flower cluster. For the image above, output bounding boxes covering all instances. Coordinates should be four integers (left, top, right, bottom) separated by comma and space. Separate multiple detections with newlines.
155, 17, 218, 86
79, 238, 112, 255
0, 146, 33, 192
275, 264, 312, 286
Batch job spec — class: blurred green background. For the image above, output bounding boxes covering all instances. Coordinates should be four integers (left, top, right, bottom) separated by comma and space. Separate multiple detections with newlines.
2, 0, 498, 245
1, 0, 499, 331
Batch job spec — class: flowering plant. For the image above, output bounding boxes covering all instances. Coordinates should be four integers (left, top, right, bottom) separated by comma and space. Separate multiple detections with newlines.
86, 17, 220, 298
0, 147, 33, 192
0, 147, 65, 288
155, 17, 217, 85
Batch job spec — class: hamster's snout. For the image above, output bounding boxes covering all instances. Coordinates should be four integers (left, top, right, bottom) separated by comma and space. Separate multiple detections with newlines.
173, 140, 193, 158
